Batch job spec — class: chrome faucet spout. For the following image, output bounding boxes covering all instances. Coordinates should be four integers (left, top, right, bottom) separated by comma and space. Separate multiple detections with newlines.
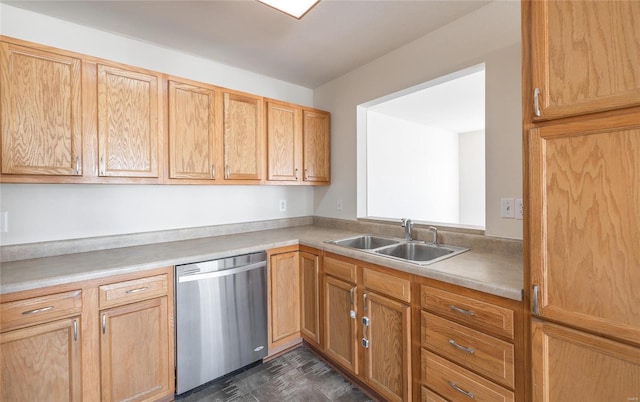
401, 218, 413, 241
428, 226, 439, 246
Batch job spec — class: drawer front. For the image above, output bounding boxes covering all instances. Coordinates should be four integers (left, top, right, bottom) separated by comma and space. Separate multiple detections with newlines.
421, 285, 514, 339
324, 255, 357, 283
422, 350, 514, 402
422, 386, 448, 402
1, 290, 82, 332
363, 267, 410, 303
422, 311, 515, 388
99, 274, 168, 309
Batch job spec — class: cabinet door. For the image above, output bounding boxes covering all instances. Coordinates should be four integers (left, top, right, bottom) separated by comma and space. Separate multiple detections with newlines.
100, 297, 170, 402
324, 275, 359, 375
531, 320, 640, 402
363, 291, 411, 402
529, 112, 640, 345
530, 1, 640, 120
0, 317, 81, 402
266, 100, 301, 182
223, 91, 263, 181
0, 42, 82, 176
97, 64, 160, 178
268, 251, 300, 346
302, 109, 330, 183
168, 80, 218, 180
300, 251, 320, 345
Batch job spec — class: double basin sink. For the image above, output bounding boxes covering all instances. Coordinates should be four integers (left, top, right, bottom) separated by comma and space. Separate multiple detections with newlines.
326, 235, 468, 265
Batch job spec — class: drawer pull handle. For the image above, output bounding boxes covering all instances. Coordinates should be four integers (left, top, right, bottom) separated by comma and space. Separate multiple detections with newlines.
449, 305, 475, 316
126, 287, 149, 294
102, 313, 107, 334
448, 339, 475, 354
21, 306, 54, 315
73, 319, 78, 341
449, 381, 475, 399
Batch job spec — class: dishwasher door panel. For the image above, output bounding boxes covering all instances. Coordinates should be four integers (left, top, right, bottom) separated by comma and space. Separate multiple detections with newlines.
176, 255, 267, 395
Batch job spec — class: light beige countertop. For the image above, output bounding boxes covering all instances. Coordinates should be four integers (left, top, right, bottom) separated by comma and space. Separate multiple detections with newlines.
0, 225, 523, 300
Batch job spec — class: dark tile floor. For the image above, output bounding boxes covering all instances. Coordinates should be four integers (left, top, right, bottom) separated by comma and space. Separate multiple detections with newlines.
175, 346, 374, 402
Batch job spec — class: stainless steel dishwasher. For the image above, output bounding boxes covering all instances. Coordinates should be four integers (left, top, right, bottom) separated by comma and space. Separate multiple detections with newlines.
175, 251, 268, 395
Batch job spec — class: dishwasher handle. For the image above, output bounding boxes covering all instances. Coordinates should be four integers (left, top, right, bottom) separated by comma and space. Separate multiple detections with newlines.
178, 260, 266, 283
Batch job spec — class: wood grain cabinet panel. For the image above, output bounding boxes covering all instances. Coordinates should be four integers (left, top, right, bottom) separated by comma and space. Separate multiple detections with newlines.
97, 63, 160, 178
168, 79, 218, 180
530, 0, 640, 120
266, 100, 301, 182
223, 90, 264, 181
300, 251, 321, 345
531, 320, 640, 402
363, 290, 411, 402
0, 289, 82, 332
302, 109, 330, 183
268, 251, 301, 347
531, 1, 640, 119
323, 275, 359, 375
100, 297, 170, 402
0, 42, 82, 176
0, 316, 81, 402
323, 255, 357, 284
529, 113, 640, 346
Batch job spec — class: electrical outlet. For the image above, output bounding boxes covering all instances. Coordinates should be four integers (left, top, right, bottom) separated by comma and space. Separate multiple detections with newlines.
279, 200, 287, 212
515, 198, 523, 220
336, 199, 343, 211
501, 198, 515, 219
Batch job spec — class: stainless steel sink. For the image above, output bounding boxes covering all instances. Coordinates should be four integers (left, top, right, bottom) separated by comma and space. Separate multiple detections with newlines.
328, 235, 400, 250
374, 242, 467, 264
326, 234, 468, 265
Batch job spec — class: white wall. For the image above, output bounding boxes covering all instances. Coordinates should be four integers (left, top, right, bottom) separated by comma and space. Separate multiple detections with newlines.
0, 4, 316, 246
459, 130, 485, 227
367, 112, 459, 223
313, 1, 523, 239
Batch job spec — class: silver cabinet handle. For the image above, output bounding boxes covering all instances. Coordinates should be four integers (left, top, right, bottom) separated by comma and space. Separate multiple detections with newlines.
101, 313, 107, 334
294, 168, 299, 180
21, 306, 53, 315
73, 319, 78, 341
349, 287, 354, 305
534, 87, 541, 117
448, 339, 475, 354
225, 165, 230, 179
449, 381, 474, 398
449, 305, 475, 316
532, 285, 540, 315
100, 156, 105, 175
361, 316, 369, 348
211, 165, 216, 179
304, 168, 308, 180
75, 156, 81, 175
125, 287, 148, 294
362, 293, 367, 312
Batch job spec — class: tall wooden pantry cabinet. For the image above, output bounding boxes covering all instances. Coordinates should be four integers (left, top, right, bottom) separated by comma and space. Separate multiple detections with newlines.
523, 1, 640, 401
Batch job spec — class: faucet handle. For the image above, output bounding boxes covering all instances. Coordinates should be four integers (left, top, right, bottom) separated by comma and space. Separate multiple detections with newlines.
401, 218, 407, 227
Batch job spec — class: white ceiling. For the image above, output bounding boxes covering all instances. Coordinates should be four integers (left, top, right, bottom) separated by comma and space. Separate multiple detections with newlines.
2, 0, 490, 88
369, 67, 485, 133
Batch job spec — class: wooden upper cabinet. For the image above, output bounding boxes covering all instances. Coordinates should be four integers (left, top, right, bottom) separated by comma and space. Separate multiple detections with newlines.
168, 79, 219, 181
266, 100, 302, 182
97, 63, 161, 178
302, 109, 330, 183
530, 1, 640, 120
529, 112, 640, 346
0, 42, 82, 176
223, 90, 264, 181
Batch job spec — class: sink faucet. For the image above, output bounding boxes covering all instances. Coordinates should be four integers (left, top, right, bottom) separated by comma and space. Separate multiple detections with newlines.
428, 226, 439, 246
401, 218, 413, 241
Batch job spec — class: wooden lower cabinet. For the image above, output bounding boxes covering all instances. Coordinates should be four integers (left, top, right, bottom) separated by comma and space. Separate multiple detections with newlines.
0, 316, 82, 401
0, 266, 174, 402
268, 249, 301, 350
531, 319, 640, 402
323, 275, 359, 375
300, 250, 321, 346
100, 297, 170, 402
